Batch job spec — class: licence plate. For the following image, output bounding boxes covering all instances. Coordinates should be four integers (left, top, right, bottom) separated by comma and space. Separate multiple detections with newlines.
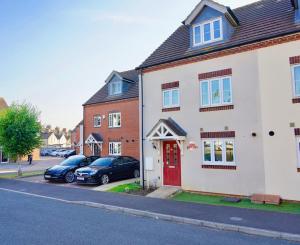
45, 175, 51, 178
77, 177, 85, 181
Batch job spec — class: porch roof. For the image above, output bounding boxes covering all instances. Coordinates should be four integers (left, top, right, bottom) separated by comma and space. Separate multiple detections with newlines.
85, 133, 103, 144
146, 118, 187, 141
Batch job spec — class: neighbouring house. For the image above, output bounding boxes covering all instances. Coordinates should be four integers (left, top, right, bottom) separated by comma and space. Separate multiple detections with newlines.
43, 131, 71, 148
138, 0, 300, 201
0, 97, 8, 163
83, 70, 139, 159
71, 120, 84, 155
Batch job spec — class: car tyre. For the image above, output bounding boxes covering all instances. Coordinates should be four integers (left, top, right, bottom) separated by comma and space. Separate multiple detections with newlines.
65, 171, 75, 183
101, 174, 109, 185
133, 169, 140, 178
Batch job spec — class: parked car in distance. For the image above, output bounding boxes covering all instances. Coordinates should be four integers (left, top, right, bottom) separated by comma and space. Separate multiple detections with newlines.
75, 156, 140, 185
63, 150, 76, 158
44, 155, 100, 183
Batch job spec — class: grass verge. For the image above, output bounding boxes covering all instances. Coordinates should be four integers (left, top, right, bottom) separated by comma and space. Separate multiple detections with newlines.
172, 192, 300, 215
0, 170, 44, 179
108, 182, 141, 193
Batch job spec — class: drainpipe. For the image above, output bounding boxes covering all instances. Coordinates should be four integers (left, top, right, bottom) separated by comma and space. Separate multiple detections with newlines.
139, 69, 145, 190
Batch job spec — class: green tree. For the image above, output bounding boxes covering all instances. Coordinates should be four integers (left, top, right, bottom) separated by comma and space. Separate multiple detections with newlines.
0, 103, 42, 162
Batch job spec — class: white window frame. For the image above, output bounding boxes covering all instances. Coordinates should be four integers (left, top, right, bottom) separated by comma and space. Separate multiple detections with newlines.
109, 142, 121, 156
296, 137, 300, 167
292, 64, 300, 97
202, 138, 236, 166
162, 88, 180, 109
110, 81, 122, 96
93, 115, 101, 128
193, 17, 223, 46
200, 76, 233, 107
108, 112, 121, 128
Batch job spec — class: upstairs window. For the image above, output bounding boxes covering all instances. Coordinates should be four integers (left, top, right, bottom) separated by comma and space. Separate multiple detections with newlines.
292, 65, 300, 97
109, 112, 121, 128
110, 81, 122, 95
162, 88, 180, 108
93, 115, 101, 128
193, 17, 223, 46
200, 77, 232, 107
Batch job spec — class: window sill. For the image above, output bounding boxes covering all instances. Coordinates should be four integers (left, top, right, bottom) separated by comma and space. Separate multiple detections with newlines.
162, 107, 180, 112
200, 105, 234, 112
292, 98, 300, 104
202, 164, 237, 170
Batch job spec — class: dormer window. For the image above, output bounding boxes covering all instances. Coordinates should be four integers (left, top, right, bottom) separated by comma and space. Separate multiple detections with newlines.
193, 17, 223, 46
110, 81, 122, 95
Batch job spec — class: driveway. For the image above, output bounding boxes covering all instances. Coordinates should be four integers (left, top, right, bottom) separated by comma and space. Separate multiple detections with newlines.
0, 157, 62, 174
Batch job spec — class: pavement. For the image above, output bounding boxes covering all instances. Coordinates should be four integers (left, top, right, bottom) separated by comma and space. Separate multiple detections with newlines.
92, 178, 138, 192
0, 189, 298, 245
146, 186, 181, 198
0, 157, 61, 174
0, 178, 299, 242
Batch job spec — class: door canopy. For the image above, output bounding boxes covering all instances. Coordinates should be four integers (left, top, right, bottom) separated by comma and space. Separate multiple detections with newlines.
146, 118, 187, 141
85, 133, 103, 144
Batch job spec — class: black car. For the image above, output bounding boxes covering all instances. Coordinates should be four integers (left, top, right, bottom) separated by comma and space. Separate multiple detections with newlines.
63, 150, 76, 158
75, 156, 140, 185
44, 155, 100, 183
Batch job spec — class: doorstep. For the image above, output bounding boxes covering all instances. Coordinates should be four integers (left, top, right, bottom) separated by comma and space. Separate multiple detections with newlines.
146, 186, 181, 199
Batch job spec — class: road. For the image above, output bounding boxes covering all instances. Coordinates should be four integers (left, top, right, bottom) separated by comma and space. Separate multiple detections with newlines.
0, 190, 297, 245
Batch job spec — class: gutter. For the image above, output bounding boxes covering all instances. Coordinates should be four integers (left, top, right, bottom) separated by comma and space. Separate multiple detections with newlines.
138, 69, 145, 190
137, 29, 300, 70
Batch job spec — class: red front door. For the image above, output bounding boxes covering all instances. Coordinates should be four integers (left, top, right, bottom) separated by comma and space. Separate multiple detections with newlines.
163, 141, 181, 186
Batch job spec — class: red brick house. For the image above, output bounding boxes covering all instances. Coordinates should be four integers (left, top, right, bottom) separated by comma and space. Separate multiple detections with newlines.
71, 120, 83, 155
82, 70, 139, 159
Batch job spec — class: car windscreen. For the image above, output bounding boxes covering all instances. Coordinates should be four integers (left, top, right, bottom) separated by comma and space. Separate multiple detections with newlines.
90, 158, 113, 167
60, 157, 85, 166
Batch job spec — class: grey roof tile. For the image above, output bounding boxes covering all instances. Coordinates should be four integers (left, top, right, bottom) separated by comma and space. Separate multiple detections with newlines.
84, 70, 139, 106
139, 0, 300, 69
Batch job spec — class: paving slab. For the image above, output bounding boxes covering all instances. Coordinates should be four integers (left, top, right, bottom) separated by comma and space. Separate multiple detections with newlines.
146, 186, 181, 199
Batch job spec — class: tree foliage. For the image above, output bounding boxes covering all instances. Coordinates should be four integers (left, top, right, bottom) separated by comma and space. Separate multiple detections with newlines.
0, 103, 42, 161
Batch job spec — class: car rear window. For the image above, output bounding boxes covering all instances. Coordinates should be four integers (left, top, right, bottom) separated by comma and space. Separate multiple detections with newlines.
90, 158, 113, 167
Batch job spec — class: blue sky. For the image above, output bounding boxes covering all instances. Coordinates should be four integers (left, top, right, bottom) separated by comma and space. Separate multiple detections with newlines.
0, 0, 257, 129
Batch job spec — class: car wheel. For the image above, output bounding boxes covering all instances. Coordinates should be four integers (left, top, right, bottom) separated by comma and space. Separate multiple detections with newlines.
65, 171, 75, 183
101, 174, 109, 185
133, 169, 140, 178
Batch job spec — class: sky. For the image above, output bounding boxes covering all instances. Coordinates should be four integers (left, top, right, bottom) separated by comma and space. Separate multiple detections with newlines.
0, 0, 258, 129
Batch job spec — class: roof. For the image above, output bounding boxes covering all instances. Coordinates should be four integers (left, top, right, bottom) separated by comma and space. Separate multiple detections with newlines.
139, 0, 300, 69
84, 69, 139, 106
146, 118, 187, 138
41, 132, 50, 140
0, 97, 8, 111
91, 133, 103, 142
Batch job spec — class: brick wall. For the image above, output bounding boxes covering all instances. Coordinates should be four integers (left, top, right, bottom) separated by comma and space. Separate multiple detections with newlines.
83, 98, 140, 160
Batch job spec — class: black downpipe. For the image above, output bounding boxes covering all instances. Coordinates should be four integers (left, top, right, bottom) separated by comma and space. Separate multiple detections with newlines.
140, 70, 145, 190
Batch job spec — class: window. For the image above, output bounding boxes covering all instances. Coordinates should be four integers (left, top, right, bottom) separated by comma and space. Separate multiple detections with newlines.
200, 77, 232, 107
193, 17, 223, 46
162, 88, 180, 108
93, 115, 101, 128
109, 142, 121, 156
202, 139, 235, 165
108, 112, 121, 128
110, 81, 122, 95
292, 65, 300, 97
